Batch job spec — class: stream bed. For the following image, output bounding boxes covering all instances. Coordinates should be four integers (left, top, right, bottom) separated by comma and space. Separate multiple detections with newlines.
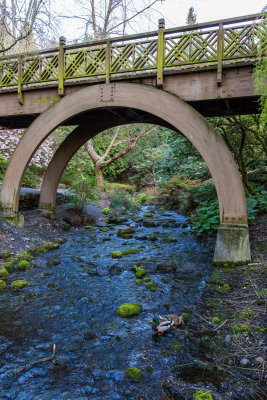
0, 206, 214, 400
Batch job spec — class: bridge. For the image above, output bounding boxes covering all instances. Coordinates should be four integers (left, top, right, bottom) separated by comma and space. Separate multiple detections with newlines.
0, 13, 265, 263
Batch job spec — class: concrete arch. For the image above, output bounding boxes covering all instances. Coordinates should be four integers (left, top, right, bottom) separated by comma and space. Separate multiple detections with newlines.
0, 82, 250, 262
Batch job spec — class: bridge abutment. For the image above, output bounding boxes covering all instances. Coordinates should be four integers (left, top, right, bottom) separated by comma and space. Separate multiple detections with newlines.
214, 223, 251, 264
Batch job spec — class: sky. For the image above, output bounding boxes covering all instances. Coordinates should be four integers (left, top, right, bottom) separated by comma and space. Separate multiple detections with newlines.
57, 0, 266, 42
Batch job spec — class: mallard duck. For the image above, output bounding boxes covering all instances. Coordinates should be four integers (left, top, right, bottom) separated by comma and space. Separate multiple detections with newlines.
151, 314, 184, 335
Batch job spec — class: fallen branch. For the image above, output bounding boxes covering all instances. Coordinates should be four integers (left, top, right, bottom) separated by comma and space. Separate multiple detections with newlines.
11, 343, 56, 377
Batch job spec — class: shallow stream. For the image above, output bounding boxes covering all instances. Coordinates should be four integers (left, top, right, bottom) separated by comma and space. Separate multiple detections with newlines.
0, 206, 213, 400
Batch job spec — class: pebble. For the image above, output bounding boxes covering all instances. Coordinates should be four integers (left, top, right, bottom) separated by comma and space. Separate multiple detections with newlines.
240, 358, 249, 366
255, 356, 264, 364
225, 335, 232, 343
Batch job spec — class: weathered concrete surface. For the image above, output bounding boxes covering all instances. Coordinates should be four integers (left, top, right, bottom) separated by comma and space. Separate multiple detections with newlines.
214, 224, 251, 263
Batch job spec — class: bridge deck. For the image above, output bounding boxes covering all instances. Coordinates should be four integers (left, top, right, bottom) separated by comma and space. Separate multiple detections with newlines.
0, 13, 265, 127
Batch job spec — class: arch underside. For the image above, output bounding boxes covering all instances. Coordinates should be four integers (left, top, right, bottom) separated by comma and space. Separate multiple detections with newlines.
0, 82, 248, 226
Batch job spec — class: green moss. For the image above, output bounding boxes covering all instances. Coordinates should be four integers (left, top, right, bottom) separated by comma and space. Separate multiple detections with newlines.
193, 390, 213, 400
170, 343, 182, 352
150, 235, 157, 241
0, 267, 9, 279
135, 279, 142, 284
212, 317, 220, 324
117, 303, 142, 318
29, 246, 47, 255
143, 213, 153, 217
117, 228, 135, 236
112, 251, 123, 258
222, 284, 231, 291
43, 242, 59, 250
0, 249, 11, 259
166, 236, 178, 242
125, 367, 144, 382
134, 218, 143, 223
240, 310, 253, 318
140, 245, 145, 248
231, 324, 250, 333
134, 265, 147, 278
122, 249, 139, 255
145, 282, 157, 292
144, 277, 151, 282
100, 227, 109, 232
11, 280, 28, 290
2, 261, 14, 272
84, 226, 96, 231
55, 238, 66, 244
18, 251, 34, 261
181, 313, 190, 320
102, 208, 110, 215
18, 260, 30, 271
256, 327, 267, 333
0, 280, 6, 291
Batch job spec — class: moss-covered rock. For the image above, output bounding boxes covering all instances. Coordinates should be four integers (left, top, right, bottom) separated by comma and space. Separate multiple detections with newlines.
231, 324, 250, 333
84, 226, 96, 231
29, 246, 47, 255
144, 277, 151, 282
143, 213, 153, 217
212, 317, 220, 324
102, 208, 110, 215
18, 260, 30, 271
150, 234, 157, 241
125, 367, 144, 382
170, 343, 182, 352
0, 267, 9, 279
134, 218, 143, 223
2, 260, 16, 272
181, 313, 190, 320
122, 248, 139, 255
11, 280, 28, 290
109, 216, 128, 224
100, 227, 109, 232
193, 391, 213, 400
117, 228, 136, 237
0, 249, 11, 259
145, 282, 157, 292
117, 303, 142, 318
222, 284, 231, 291
166, 236, 178, 243
135, 279, 142, 284
43, 242, 60, 250
112, 251, 123, 258
55, 238, 66, 244
0, 280, 6, 291
18, 251, 34, 261
134, 265, 147, 278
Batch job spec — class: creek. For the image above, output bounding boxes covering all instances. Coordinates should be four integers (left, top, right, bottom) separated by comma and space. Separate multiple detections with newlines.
0, 206, 213, 400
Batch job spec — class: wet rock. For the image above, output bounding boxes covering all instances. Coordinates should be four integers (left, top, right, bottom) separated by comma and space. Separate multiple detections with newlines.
143, 220, 159, 227
83, 330, 96, 340
156, 262, 178, 273
240, 358, 249, 366
109, 216, 128, 224
135, 235, 148, 240
117, 228, 136, 237
150, 235, 158, 241
225, 335, 232, 343
97, 266, 109, 276
255, 356, 264, 364
166, 236, 178, 242
112, 251, 123, 259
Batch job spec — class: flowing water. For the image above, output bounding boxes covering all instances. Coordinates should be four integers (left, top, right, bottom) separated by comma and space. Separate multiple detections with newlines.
0, 206, 213, 400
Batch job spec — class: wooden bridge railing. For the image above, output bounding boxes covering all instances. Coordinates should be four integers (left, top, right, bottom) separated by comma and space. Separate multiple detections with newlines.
0, 13, 265, 104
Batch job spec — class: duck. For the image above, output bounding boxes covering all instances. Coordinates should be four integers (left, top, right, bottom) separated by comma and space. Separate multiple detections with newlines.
151, 314, 184, 335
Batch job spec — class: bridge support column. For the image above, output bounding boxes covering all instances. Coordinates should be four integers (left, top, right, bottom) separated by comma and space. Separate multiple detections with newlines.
214, 223, 251, 264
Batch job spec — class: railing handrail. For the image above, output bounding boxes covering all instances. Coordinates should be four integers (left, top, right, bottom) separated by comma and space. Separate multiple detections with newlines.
0, 13, 263, 61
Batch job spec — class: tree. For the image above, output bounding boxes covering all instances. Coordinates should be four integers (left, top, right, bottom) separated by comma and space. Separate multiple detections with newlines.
186, 6, 197, 25
60, 0, 164, 40
86, 124, 156, 185
0, 0, 57, 54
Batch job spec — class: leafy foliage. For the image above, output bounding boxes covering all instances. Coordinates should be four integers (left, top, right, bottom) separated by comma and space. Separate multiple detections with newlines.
67, 172, 98, 209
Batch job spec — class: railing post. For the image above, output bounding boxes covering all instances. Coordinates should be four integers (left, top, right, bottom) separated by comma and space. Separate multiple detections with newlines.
105, 40, 111, 84
157, 18, 165, 88
58, 36, 66, 96
17, 55, 23, 105
217, 22, 224, 86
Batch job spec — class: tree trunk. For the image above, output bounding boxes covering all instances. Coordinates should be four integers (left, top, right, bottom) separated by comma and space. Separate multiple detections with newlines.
95, 167, 104, 186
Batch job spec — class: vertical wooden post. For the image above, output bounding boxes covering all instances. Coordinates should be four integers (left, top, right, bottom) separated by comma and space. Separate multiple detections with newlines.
17, 55, 23, 105
217, 22, 224, 86
58, 36, 66, 96
105, 40, 111, 83
157, 18, 165, 88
